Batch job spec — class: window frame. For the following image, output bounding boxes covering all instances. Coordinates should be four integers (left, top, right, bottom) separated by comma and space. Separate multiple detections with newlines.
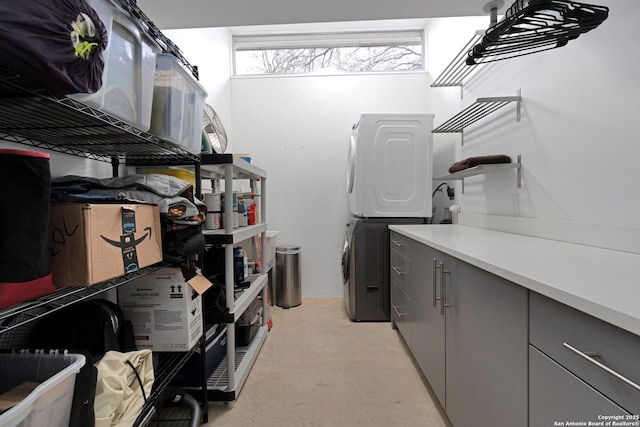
232, 29, 426, 77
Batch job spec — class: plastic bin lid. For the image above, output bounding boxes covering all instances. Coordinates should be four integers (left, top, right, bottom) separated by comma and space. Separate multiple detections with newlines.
276, 245, 301, 253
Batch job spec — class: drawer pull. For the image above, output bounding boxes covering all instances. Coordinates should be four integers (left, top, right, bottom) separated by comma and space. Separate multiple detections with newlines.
440, 262, 451, 315
391, 240, 405, 248
392, 266, 405, 276
392, 304, 407, 317
433, 258, 442, 308
563, 342, 640, 394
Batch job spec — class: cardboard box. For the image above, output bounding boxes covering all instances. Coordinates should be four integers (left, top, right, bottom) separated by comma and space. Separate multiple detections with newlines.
118, 268, 212, 352
49, 203, 163, 287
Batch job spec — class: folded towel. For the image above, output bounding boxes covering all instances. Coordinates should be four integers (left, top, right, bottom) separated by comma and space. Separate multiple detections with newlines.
448, 154, 512, 174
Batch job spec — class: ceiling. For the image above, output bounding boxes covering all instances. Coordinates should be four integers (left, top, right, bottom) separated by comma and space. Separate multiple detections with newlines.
137, 0, 495, 30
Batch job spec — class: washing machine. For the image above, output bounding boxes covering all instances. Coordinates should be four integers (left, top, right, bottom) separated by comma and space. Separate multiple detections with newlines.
347, 113, 434, 218
342, 216, 426, 321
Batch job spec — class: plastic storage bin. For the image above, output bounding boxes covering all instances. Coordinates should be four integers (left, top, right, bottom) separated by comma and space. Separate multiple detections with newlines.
149, 54, 207, 155
0, 352, 86, 427
236, 297, 263, 346
69, 0, 159, 131
174, 325, 227, 388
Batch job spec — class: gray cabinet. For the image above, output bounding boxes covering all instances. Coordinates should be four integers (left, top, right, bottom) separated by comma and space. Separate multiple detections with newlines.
530, 345, 629, 427
530, 292, 640, 419
411, 243, 445, 406
390, 231, 528, 427
443, 256, 528, 427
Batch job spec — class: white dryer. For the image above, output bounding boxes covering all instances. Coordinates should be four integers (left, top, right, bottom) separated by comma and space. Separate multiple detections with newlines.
347, 113, 434, 218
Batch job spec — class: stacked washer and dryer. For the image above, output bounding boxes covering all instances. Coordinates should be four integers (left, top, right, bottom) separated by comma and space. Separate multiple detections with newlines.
342, 113, 434, 321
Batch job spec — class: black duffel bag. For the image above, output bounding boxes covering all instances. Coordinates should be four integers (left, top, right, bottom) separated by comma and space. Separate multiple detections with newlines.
0, 0, 108, 94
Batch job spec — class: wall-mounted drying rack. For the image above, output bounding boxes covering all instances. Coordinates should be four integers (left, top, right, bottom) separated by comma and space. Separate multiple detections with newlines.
434, 155, 522, 193
432, 89, 521, 145
430, 1, 505, 90
431, 31, 485, 88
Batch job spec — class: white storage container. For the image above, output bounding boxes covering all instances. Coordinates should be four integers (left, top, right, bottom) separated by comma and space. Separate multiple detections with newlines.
149, 54, 208, 155
69, 0, 159, 131
0, 352, 86, 427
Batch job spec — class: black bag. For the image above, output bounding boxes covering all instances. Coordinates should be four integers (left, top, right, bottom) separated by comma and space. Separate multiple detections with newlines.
161, 220, 206, 266
0, 149, 56, 309
0, 0, 108, 95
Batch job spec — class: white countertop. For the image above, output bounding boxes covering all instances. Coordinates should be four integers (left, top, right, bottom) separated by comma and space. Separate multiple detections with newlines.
389, 224, 640, 336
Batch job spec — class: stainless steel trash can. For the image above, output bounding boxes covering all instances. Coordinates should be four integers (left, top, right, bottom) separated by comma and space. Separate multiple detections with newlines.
275, 245, 302, 308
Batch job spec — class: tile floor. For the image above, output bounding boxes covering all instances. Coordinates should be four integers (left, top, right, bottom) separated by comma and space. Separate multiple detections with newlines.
201, 298, 450, 427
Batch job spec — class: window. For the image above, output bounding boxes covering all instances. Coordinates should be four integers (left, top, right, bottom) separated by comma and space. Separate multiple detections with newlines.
233, 30, 424, 76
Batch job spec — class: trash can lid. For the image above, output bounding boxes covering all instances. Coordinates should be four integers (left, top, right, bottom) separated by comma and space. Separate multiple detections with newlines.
276, 245, 301, 253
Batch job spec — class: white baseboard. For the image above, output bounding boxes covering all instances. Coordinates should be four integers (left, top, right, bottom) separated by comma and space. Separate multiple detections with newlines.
458, 212, 640, 255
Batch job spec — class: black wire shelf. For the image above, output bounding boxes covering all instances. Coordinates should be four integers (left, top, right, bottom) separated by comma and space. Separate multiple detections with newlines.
134, 336, 207, 427
0, 264, 165, 343
0, 68, 199, 164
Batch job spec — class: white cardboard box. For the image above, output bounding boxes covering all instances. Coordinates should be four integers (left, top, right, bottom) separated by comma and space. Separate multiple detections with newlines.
118, 268, 212, 352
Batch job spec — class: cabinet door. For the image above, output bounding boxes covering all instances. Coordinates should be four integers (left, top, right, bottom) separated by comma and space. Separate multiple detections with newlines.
390, 244, 411, 346
444, 257, 528, 427
410, 242, 445, 406
391, 280, 411, 345
530, 346, 629, 427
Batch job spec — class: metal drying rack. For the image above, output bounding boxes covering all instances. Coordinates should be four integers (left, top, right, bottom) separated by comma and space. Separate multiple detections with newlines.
431, 31, 485, 88
430, 1, 505, 89
432, 89, 521, 144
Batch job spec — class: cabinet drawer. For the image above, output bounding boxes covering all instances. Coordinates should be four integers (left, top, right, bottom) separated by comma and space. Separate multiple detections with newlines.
530, 292, 640, 415
530, 345, 629, 426
390, 249, 410, 294
390, 232, 410, 256
391, 281, 411, 347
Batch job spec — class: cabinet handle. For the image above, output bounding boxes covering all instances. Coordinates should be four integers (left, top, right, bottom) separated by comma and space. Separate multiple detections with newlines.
440, 262, 451, 315
433, 258, 441, 308
392, 304, 407, 317
563, 342, 640, 394
391, 266, 405, 276
391, 240, 405, 248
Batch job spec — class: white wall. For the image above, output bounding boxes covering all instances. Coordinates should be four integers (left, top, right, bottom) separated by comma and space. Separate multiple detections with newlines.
427, 0, 640, 229
231, 73, 431, 297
